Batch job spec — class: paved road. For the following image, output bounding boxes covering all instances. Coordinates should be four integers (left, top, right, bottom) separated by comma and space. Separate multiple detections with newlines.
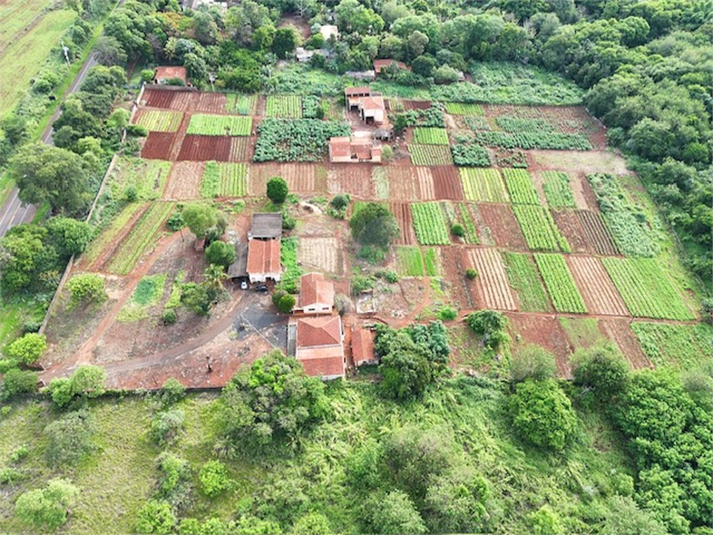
0, 52, 98, 238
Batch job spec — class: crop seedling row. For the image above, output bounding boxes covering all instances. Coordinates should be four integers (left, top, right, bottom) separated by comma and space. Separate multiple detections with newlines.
411, 202, 451, 245
201, 162, 247, 197
471, 130, 592, 150
459, 168, 509, 203
409, 144, 454, 166
136, 110, 183, 132
226, 94, 257, 115
187, 114, 252, 136
444, 102, 484, 115
502, 169, 539, 205
397, 246, 424, 277
502, 252, 550, 312
542, 171, 576, 208
266, 95, 302, 118
513, 205, 570, 252
631, 322, 713, 370
423, 248, 439, 276
457, 203, 479, 244
413, 127, 449, 145
534, 253, 587, 313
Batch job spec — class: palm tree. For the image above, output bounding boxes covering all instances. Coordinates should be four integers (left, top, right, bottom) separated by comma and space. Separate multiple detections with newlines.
204, 264, 228, 292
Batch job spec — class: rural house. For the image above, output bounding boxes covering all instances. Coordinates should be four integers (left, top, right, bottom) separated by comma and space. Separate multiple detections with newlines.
153, 66, 189, 85
297, 273, 334, 314
246, 239, 281, 283
294, 315, 346, 380
329, 136, 382, 163
351, 327, 377, 366
249, 213, 282, 240
344, 87, 387, 126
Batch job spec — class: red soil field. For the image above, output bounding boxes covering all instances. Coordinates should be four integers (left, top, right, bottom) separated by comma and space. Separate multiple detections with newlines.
567, 255, 629, 316
177, 135, 231, 161
416, 167, 436, 200
142, 89, 194, 111
229, 137, 253, 162
195, 92, 227, 114
551, 210, 590, 254
478, 204, 527, 251
248, 163, 317, 194
388, 167, 418, 201
402, 99, 433, 110
599, 318, 653, 370
164, 161, 204, 200
141, 132, 177, 160
390, 202, 417, 245
464, 247, 516, 311
507, 313, 574, 378
327, 165, 373, 199
431, 166, 464, 200
575, 210, 619, 255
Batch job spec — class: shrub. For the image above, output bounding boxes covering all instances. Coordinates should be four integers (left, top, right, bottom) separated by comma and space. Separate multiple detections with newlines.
381, 144, 394, 161
14, 479, 78, 532
167, 211, 185, 231
161, 309, 177, 324
5, 333, 47, 365
511, 345, 557, 383
68, 274, 107, 309
436, 306, 457, 321
528, 505, 564, 535
292, 512, 332, 535
384, 270, 399, 283
369, 490, 427, 535
156, 453, 193, 511
350, 203, 400, 249
150, 410, 185, 446
451, 223, 465, 237
330, 194, 350, 210
465, 268, 478, 280
267, 176, 288, 204
351, 275, 375, 296
135, 500, 176, 534
276, 294, 296, 314
466, 310, 509, 352
47, 365, 106, 409
570, 344, 629, 401
0, 369, 38, 400
159, 378, 186, 405
205, 241, 236, 267
199, 460, 233, 498
44, 410, 96, 467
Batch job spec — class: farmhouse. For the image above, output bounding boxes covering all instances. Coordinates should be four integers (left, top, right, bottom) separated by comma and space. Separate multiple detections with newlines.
373, 59, 410, 76
320, 25, 338, 41
294, 315, 346, 380
153, 66, 189, 85
351, 327, 377, 366
297, 273, 334, 314
246, 239, 281, 283
344, 87, 387, 126
249, 213, 283, 240
329, 136, 382, 163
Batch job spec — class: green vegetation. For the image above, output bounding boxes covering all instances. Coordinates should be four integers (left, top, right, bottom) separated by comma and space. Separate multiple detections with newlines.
279, 237, 300, 294
502, 169, 539, 205
186, 114, 252, 136
513, 205, 570, 252
466, 310, 509, 352
225, 94, 257, 115
456, 204, 478, 244
135, 111, 183, 133
423, 248, 439, 276
534, 254, 587, 314
587, 174, 659, 257
397, 246, 424, 277
117, 274, 168, 322
68, 274, 107, 309
459, 168, 509, 203
413, 128, 449, 145
443, 103, 483, 115
472, 130, 592, 150
200, 162, 247, 198
350, 202, 400, 251
559, 318, 606, 350
107, 157, 172, 201
602, 258, 694, 320
266, 176, 288, 204
411, 203, 450, 245
542, 172, 576, 209
4, 332, 47, 365
253, 119, 349, 162
408, 144, 453, 166
631, 322, 713, 370
502, 252, 550, 312
81, 203, 144, 266
450, 143, 491, 167
265, 95, 302, 118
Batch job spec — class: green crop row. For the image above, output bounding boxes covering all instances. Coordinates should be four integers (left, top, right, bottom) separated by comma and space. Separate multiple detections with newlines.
542, 171, 576, 208
451, 143, 491, 166
409, 144, 454, 166
534, 253, 587, 314
502, 252, 550, 312
266, 95, 302, 118
411, 202, 451, 245
397, 246, 424, 277
459, 168, 509, 203
502, 169, 539, 205
135, 110, 183, 132
201, 162, 247, 198
471, 130, 592, 150
107, 202, 175, 275
423, 248, 439, 276
602, 258, 694, 320
186, 114, 252, 136
108, 156, 171, 201
81, 203, 145, 266
280, 237, 301, 293
254, 119, 350, 162
631, 322, 713, 370
495, 116, 558, 133
513, 205, 570, 252
226, 94, 257, 115
413, 127, 449, 145
443, 102, 484, 115
457, 203, 479, 244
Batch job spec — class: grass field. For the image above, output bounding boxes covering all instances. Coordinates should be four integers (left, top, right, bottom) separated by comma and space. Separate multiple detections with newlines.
459, 168, 509, 203
117, 274, 168, 322
0, 0, 55, 50
502, 252, 550, 312
0, 8, 77, 116
397, 246, 424, 277
534, 253, 587, 314
631, 322, 713, 370
200, 162, 247, 198
186, 114, 252, 136
559, 317, 606, 350
135, 110, 183, 132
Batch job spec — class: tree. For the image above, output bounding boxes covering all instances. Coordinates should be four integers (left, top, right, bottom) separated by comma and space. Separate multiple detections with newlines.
205, 241, 236, 267
44, 410, 96, 467
182, 203, 218, 239
266, 177, 289, 204
369, 490, 427, 535
199, 460, 233, 498
15, 479, 78, 532
0, 369, 38, 400
570, 344, 629, 401
425, 468, 489, 533
411, 55, 436, 77
48, 365, 106, 409
528, 504, 565, 535
135, 500, 176, 535
510, 345, 556, 383
5, 333, 47, 365
292, 513, 332, 535
9, 143, 92, 216
466, 310, 509, 352
180, 282, 212, 316
46, 217, 93, 259
192, 12, 218, 45
0, 224, 57, 293
350, 202, 400, 249
68, 274, 107, 309
602, 496, 668, 535
379, 332, 433, 400
509, 379, 577, 452
276, 294, 296, 314
94, 36, 127, 66
272, 27, 298, 59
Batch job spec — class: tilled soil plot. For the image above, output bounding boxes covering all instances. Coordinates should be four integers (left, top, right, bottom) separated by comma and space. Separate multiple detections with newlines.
416, 167, 436, 200
141, 132, 177, 160
390, 202, 417, 245
464, 247, 517, 311
402, 99, 433, 110
327, 165, 373, 199
478, 203, 527, 251
575, 210, 619, 255
177, 135, 231, 161
599, 318, 653, 370
248, 163, 318, 194
298, 236, 343, 275
164, 161, 204, 200
567, 255, 629, 316
229, 137, 253, 162
439, 247, 475, 310
195, 92, 227, 114
389, 167, 418, 201
507, 313, 574, 378
551, 210, 590, 254
431, 166, 464, 200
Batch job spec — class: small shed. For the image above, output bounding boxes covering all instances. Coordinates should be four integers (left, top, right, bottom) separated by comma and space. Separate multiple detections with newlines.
227, 243, 249, 280
352, 327, 377, 366
250, 213, 283, 240
295, 47, 315, 62
320, 25, 338, 41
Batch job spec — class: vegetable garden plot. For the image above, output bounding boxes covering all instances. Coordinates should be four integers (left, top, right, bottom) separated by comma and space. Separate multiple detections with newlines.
534, 254, 587, 314
329, 166, 373, 198
79, 203, 147, 270
601, 258, 694, 320
372, 167, 390, 199
248, 163, 317, 195
134, 110, 183, 132
465, 248, 516, 311
575, 210, 619, 256
397, 246, 424, 277
416, 167, 436, 200
413, 127, 449, 145
253, 119, 349, 162
502, 169, 540, 205
631, 322, 713, 370
402, 99, 433, 110
599, 318, 652, 370
423, 248, 439, 276
142, 89, 176, 109
409, 144, 454, 166
459, 168, 509, 203
106, 156, 171, 201
411, 202, 451, 245
106, 202, 175, 275
163, 161, 203, 199
200, 162, 247, 198
388, 167, 418, 200
566, 256, 629, 316
186, 114, 252, 136
542, 171, 576, 208
390, 203, 417, 245
502, 252, 550, 312
141, 132, 177, 160
431, 167, 464, 200
451, 143, 492, 167
265, 95, 302, 118
195, 92, 227, 114
513, 205, 570, 252
228, 137, 252, 162
177, 135, 232, 161
226, 94, 257, 115
444, 102, 484, 115
471, 130, 592, 151
550, 210, 590, 254
479, 204, 527, 250
456, 203, 478, 244
298, 237, 341, 274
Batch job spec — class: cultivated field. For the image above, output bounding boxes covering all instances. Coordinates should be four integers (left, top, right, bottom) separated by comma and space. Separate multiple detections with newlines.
465, 248, 516, 311
298, 237, 341, 274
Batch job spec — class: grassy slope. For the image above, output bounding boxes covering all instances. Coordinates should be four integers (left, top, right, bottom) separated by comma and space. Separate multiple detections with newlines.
0, 0, 56, 50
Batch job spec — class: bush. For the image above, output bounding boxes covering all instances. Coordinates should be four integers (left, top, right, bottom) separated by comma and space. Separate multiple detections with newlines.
330, 194, 350, 210
350, 203, 400, 249
47, 365, 106, 409
44, 410, 96, 467
465, 268, 478, 280
68, 274, 107, 309
0, 369, 38, 400
267, 176, 288, 204
369, 490, 427, 535
436, 306, 457, 321
199, 460, 233, 498
159, 378, 186, 405
466, 310, 509, 352
161, 309, 177, 325
14, 479, 78, 532
528, 505, 564, 535
135, 500, 176, 535
381, 145, 394, 161
205, 241, 236, 267
156, 453, 193, 511
384, 270, 399, 283
292, 512, 332, 535
570, 344, 629, 401
451, 224, 465, 237
167, 212, 185, 231
511, 345, 557, 383
150, 410, 185, 446
5, 333, 47, 365
351, 275, 374, 296
276, 294, 296, 314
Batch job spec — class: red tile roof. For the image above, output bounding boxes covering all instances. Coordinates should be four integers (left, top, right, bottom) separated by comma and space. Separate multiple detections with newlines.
300, 273, 334, 309
345, 86, 371, 96
154, 66, 188, 82
352, 328, 376, 366
300, 352, 345, 377
297, 315, 341, 348
329, 137, 351, 158
373, 59, 409, 73
359, 95, 385, 111
246, 239, 281, 275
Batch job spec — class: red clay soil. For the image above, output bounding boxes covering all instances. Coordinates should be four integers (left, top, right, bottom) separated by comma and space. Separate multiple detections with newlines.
575, 210, 619, 256
142, 132, 177, 160
390, 202, 417, 245
328, 165, 373, 199
478, 203, 528, 251
463, 247, 517, 311
599, 318, 653, 370
195, 92, 227, 114
507, 312, 574, 378
163, 161, 204, 200
402, 100, 433, 110
142, 89, 177, 109
552, 210, 590, 254
431, 166, 464, 200
566, 255, 629, 316
178, 135, 232, 161
439, 247, 475, 310
389, 167, 418, 200
229, 137, 253, 162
